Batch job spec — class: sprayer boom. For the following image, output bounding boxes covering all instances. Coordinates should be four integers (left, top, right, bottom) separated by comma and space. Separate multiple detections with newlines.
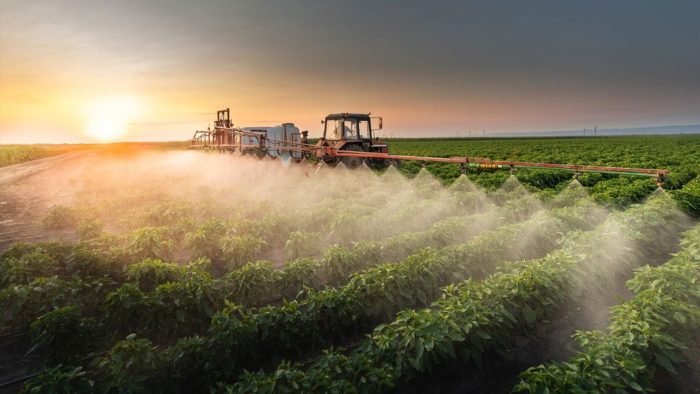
190, 109, 670, 186
330, 148, 668, 177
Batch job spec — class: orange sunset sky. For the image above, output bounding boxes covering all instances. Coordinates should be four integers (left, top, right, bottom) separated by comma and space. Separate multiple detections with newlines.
1, 0, 698, 143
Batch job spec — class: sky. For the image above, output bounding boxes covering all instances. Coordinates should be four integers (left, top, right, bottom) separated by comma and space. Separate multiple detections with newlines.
0, 0, 699, 143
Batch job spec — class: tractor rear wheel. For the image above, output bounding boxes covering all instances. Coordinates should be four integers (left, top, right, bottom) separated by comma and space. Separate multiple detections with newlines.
368, 158, 390, 170
340, 144, 365, 169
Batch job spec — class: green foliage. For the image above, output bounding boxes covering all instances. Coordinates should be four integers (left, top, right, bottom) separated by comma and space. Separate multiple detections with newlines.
42, 205, 80, 230
125, 258, 183, 292
663, 164, 697, 190
127, 226, 176, 261
326, 212, 364, 245
591, 177, 657, 208
516, 168, 572, 189
63, 245, 120, 280
102, 283, 150, 335
222, 261, 280, 306
284, 231, 322, 259
1, 242, 38, 260
76, 217, 104, 240
0, 251, 57, 286
186, 256, 214, 274
94, 334, 165, 393
149, 273, 224, 339
220, 235, 267, 270
29, 306, 97, 362
0, 276, 110, 333
672, 176, 700, 216
321, 240, 384, 285
185, 219, 230, 262
577, 171, 605, 187
278, 258, 322, 299
164, 335, 217, 392
515, 223, 700, 393
6, 136, 700, 392
103, 273, 224, 341
143, 201, 194, 227
230, 193, 680, 392
387, 136, 700, 212
147, 195, 603, 390
21, 365, 94, 393
468, 171, 510, 190
0, 242, 119, 285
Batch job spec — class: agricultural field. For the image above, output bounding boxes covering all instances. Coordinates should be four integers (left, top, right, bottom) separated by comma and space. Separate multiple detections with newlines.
0, 136, 699, 393
0, 145, 79, 168
0, 142, 191, 168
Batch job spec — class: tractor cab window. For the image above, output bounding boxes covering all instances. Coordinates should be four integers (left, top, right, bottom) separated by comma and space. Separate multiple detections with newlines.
325, 119, 343, 140
358, 119, 370, 139
343, 119, 358, 139
325, 117, 370, 140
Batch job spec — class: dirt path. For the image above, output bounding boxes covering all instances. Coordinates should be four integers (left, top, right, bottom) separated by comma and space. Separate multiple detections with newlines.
0, 152, 94, 252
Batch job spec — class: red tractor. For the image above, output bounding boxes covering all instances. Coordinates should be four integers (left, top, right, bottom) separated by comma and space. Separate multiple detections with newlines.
315, 113, 389, 168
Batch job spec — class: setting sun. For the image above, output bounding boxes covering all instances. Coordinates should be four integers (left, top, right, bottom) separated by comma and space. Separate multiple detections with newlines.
83, 96, 140, 141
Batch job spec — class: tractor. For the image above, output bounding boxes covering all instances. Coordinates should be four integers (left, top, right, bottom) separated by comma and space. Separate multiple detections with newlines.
190, 108, 669, 186
315, 113, 389, 168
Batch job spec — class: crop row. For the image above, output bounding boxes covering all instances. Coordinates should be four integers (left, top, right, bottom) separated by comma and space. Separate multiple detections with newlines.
0, 188, 537, 338
40, 182, 510, 274
390, 135, 700, 215
514, 223, 700, 393
172, 199, 604, 381
0, 185, 568, 340
223, 188, 545, 307
21, 195, 605, 391
0, 190, 541, 351
225, 194, 685, 393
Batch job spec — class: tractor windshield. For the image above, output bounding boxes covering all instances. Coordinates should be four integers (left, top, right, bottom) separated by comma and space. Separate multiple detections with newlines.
325, 117, 370, 140
325, 119, 343, 140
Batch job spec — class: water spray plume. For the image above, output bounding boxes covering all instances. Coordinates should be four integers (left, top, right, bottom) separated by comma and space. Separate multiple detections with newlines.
569, 179, 583, 188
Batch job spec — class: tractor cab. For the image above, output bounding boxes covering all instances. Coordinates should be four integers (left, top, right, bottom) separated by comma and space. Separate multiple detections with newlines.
317, 113, 388, 167
322, 113, 376, 141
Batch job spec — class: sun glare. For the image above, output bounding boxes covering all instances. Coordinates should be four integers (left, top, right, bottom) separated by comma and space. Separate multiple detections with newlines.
84, 96, 140, 141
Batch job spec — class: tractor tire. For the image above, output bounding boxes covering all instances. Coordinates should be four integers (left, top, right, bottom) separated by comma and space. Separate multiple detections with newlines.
340, 144, 365, 169
368, 158, 390, 170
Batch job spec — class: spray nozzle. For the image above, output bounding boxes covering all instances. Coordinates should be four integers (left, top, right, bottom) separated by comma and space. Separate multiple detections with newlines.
656, 174, 666, 189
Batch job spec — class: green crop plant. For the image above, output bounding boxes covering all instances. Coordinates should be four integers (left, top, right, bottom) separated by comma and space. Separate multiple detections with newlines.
125, 258, 184, 292
515, 224, 700, 393
230, 195, 681, 392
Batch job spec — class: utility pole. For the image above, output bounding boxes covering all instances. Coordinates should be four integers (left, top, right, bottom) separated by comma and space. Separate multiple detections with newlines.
594, 125, 597, 136
482, 130, 485, 138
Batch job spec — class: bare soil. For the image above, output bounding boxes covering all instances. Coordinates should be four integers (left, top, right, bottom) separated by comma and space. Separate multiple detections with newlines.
0, 153, 94, 252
